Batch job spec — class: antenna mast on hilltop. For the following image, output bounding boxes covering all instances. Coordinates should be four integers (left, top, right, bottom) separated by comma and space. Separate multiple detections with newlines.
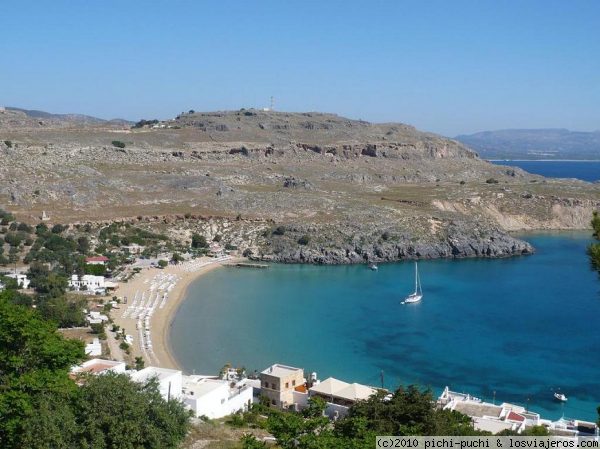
270, 96, 275, 111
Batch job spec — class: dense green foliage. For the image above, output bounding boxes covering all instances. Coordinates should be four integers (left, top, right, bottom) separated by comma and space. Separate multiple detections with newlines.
0, 293, 190, 448
0, 294, 85, 447
76, 373, 190, 448
589, 211, 600, 272
111, 140, 126, 148
191, 233, 208, 249
84, 263, 106, 276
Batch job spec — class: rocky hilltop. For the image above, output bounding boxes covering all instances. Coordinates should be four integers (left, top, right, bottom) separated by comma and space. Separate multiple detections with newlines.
1, 109, 598, 264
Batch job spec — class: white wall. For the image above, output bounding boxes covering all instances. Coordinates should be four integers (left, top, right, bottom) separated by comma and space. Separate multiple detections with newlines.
185, 383, 253, 419
132, 368, 183, 401
155, 372, 182, 400
324, 402, 349, 419
293, 390, 308, 409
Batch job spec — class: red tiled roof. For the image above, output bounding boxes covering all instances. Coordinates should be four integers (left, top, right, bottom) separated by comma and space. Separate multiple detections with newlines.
86, 256, 109, 262
507, 411, 525, 422
295, 385, 308, 393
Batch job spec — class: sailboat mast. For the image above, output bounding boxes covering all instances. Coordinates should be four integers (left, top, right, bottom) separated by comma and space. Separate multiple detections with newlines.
414, 262, 418, 294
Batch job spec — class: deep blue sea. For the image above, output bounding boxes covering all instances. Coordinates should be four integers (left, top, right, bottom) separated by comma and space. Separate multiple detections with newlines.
490, 160, 600, 182
170, 233, 600, 421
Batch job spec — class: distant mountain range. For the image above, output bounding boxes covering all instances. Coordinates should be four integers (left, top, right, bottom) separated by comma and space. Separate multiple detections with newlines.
4, 107, 132, 126
455, 129, 600, 160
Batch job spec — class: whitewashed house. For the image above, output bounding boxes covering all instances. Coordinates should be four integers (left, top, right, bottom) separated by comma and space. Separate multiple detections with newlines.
86, 310, 109, 324
123, 244, 145, 255
6, 273, 31, 289
131, 367, 183, 401
70, 274, 106, 293
182, 375, 254, 419
85, 338, 102, 356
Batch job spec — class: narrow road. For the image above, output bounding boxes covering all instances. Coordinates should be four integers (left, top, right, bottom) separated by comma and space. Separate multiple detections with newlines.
105, 328, 125, 362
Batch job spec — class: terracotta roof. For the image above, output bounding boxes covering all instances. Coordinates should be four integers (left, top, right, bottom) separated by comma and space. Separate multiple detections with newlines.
506, 411, 525, 422
295, 385, 308, 393
86, 256, 109, 262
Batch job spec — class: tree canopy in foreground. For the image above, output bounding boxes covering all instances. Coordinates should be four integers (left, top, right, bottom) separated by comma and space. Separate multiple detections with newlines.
0, 293, 190, 449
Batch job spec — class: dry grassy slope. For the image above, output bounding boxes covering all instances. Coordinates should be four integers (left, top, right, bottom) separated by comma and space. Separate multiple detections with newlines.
0, 110, 598, 262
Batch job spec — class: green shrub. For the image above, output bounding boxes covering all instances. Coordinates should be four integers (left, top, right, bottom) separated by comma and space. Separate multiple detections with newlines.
111, 140, 126, 149
191, 234, 208, 248
298, 235, 310, 245
486, 178, 499, 184
272, 226, 285, 236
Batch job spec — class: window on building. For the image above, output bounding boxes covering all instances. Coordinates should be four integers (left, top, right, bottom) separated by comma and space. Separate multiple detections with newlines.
271, 399, 276, 406
285, 382, 289, 389
292, 380, 296, 386
271, 383, 276, 390
263, 382, 268, 388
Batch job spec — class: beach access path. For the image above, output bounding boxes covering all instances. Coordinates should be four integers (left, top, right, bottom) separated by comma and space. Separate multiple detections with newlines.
113, 255, 238, 370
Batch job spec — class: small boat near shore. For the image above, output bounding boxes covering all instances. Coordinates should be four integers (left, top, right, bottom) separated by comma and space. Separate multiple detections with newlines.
554, 392, 568, 402
368, 263, 378, 271
402, 262, 423, 304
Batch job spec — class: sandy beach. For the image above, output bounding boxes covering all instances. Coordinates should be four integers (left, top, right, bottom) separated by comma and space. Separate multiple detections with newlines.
113, 256, 236, 371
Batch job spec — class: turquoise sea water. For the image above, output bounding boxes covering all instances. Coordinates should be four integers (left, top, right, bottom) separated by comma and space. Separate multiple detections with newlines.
490, 160, 600, 182
170, 233, 600, 421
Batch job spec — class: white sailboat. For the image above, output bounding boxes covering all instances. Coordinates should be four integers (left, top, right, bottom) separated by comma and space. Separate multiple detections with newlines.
402, 262, 423, 304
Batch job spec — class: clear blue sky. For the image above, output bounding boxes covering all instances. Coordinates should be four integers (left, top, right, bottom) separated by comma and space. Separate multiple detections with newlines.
1, 0, 599, 136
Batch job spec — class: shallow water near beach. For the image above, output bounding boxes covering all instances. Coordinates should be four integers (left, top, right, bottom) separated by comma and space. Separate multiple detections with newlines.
170, 232, 600, 421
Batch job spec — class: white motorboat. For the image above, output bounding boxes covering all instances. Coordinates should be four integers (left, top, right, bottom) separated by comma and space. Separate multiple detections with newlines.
369, 263, 378, 271
554, 392, 568, 402
402, 262, 423, 304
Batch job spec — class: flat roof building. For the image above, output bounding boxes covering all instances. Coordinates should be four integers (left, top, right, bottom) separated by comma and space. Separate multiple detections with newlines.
131, 366, 182, 400
260, 364, 304, 409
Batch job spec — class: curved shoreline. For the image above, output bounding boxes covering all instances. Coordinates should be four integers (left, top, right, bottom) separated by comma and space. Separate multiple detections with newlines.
114, 257, 239, 372
159, 262, 226, 371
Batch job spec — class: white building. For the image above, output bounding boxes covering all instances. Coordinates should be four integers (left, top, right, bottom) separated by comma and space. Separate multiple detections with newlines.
308, 377, 378, 418
131, 366, 183, 401
86, 310, 109, 324
85, 338, 102, 356
6, 273, 31, 289
439, 387, 600, 437
182, 375, 254, 419
123, 244, 145, 255
70, 274, 106, 293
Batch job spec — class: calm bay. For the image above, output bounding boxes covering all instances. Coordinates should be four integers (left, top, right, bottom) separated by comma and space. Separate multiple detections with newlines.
170, 232, 600, 421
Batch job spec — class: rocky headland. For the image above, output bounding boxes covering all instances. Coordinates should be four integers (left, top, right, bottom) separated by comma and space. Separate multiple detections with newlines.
1, 108, 598, 264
